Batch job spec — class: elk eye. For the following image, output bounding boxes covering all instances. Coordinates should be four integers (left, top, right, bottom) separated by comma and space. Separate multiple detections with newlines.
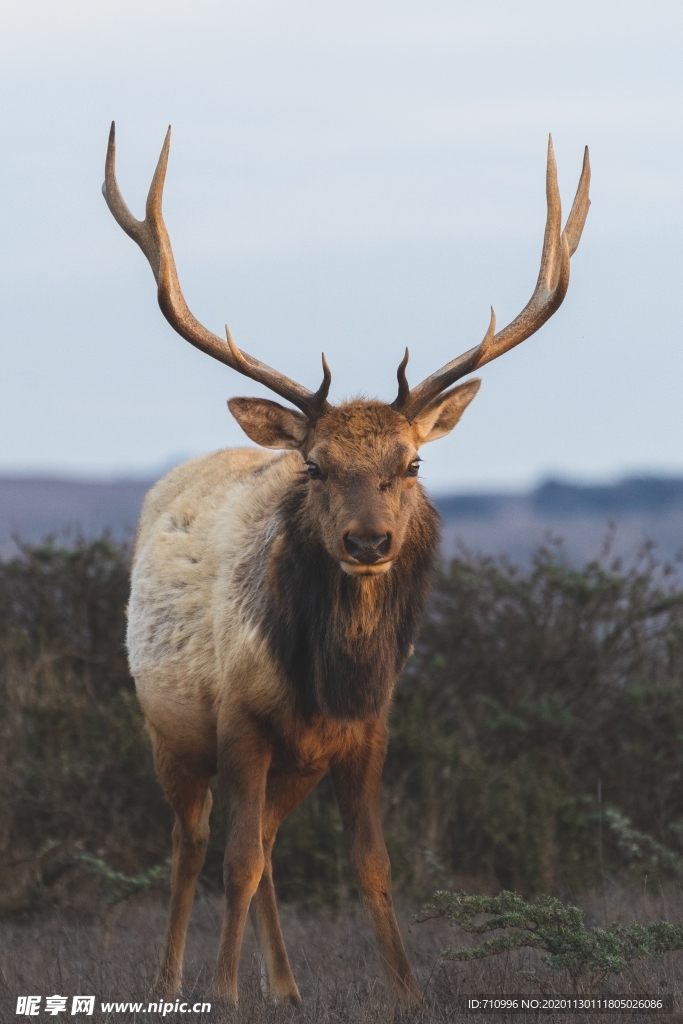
406, 459, 421, 477
306, 461, 323, 480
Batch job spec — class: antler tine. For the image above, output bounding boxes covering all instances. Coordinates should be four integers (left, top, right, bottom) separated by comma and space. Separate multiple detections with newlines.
391, 310, 496, 418
225, 329, 331, 417
393, 138, 590, 421
103, 122, 331, 420
562, 146, 591, 258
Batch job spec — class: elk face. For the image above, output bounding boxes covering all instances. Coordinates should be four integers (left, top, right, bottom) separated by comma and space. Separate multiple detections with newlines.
228, 380, 480, 576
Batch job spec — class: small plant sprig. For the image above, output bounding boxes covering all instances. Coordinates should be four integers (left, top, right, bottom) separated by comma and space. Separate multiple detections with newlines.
424, 890, 683, 992
73, 853, 168, 906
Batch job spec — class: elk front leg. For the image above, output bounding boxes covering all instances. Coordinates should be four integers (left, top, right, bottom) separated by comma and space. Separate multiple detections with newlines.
149, 728, 212, 996
331, 722, 421, 1006
214, 715, 272, 1003
250, 769, 325, 1004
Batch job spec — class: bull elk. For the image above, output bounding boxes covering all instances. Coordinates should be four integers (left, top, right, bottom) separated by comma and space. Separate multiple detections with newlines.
103, 123, 590, 1005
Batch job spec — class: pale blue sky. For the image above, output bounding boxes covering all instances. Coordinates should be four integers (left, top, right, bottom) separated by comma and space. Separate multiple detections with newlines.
0, 0, 681, 492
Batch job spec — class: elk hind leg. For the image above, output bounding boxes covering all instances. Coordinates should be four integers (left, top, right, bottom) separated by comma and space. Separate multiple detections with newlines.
213, 717, 272, 1003
250, 770, 325, 1004
332, 727, 421, 1006
151, 729, 212, 995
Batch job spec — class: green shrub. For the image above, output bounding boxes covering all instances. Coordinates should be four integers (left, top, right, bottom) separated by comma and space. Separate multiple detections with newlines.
0, 538, 170, 912
2, 536, 683, 911
426, 889, 683, 991
384, 545, 683, 894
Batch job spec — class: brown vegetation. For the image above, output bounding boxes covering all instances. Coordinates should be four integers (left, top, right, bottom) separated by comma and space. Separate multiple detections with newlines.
2, 536, 683, 915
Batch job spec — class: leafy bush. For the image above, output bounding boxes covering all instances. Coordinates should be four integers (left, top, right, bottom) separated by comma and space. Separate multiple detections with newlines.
2, 536, 683, 912
0, 536, 130, 698
426, 889, 683, 991
0, 538, 170, 912
384, 545, 683, 893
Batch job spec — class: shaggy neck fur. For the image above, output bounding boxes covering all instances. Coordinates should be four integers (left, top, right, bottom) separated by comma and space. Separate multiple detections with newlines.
263, 480, 440, 720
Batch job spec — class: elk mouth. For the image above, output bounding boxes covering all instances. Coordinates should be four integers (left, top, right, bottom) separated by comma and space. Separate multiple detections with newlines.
339, 560, 393, 577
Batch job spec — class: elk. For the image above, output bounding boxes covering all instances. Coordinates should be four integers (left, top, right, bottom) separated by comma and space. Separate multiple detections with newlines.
103, 123, 589, 1006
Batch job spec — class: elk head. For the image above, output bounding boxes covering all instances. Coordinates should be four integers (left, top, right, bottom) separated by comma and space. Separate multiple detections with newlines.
103, 124, 590, 577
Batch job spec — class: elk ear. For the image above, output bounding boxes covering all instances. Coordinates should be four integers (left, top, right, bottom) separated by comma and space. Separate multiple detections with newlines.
228, 397, 309, 450
411, 378, 481, 445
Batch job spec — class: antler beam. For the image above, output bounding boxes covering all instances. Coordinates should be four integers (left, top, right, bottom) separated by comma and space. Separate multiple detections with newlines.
102, 123, 331, 420
392, 137, 590, 421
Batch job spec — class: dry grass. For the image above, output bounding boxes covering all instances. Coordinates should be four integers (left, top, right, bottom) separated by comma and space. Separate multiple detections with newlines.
1, 887, 682, 1023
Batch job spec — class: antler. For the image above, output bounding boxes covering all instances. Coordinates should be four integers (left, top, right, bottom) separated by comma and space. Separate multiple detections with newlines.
102, 122, 331, 420
392, 137, 590, 421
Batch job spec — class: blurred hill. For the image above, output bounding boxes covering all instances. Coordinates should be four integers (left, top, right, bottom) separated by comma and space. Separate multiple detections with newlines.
438, 477, 683, 567
0, 477, 150, 556
0, 472, 682, 566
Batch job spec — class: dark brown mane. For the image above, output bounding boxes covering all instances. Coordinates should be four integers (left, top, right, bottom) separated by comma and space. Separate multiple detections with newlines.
264, 480, 440, 719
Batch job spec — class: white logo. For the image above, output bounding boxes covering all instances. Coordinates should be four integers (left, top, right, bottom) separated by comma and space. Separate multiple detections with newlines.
45, 996, 68, 1016
15, 997, 41, 1015
71, 997, 95, 1016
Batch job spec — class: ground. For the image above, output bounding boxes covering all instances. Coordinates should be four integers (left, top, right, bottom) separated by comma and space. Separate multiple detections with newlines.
1, 888, 682, 1023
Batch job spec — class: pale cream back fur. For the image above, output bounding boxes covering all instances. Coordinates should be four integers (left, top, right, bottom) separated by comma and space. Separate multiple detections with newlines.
128, 447, 304, 764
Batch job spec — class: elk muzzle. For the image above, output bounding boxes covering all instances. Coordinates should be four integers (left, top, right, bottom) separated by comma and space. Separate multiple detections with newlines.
340, 530, 393, 576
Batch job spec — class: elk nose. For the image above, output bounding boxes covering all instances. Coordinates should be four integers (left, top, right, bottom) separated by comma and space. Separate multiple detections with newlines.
343, 532, 391, 564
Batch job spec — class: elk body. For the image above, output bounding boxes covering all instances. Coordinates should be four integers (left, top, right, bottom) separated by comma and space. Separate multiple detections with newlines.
103, 125, 590, 1005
